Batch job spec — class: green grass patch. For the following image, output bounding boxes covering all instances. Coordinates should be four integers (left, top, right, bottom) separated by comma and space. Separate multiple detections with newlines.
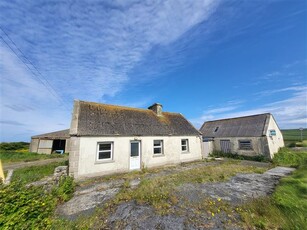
11, 160, 68, 184
0, 151, 66, 164
281, 129, 307, 142
272, 147, 307, 167
240, 160, 307, 229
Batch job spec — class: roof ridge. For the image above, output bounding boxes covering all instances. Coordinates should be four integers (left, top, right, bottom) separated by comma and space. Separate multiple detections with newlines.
203, 113, 271, 123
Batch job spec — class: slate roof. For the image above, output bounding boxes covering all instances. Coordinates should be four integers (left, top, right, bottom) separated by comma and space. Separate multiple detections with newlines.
200, 113, 271, 138
73, 100, 200, 136
32, 129, 70, 139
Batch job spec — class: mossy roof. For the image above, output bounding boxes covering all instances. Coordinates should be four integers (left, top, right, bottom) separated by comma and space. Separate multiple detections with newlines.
200, 113, 271, 137
74, 100, 200, 136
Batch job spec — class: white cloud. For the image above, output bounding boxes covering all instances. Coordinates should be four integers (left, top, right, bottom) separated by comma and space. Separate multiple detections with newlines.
192, 87, 307, 129
0, 0, 221, 141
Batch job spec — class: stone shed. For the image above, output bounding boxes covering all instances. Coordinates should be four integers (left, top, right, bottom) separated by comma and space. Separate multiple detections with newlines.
30, 129, 70, 154
200, 113, 284, 159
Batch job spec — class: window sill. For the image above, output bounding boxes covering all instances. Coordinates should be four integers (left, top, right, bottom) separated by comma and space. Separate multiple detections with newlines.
153, 154, 165, 158
95, 159, 115, 164
181, 151, 190, 154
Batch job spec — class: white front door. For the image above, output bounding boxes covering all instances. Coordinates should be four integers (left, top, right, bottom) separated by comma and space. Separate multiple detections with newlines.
130, 141, 141, 170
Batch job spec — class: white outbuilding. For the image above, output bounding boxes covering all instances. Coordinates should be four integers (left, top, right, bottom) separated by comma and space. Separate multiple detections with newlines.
200, 113, 284, 159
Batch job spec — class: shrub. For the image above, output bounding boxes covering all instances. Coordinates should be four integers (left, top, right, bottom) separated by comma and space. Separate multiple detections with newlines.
210, 151, 268, 162
0, 183, 56, 229
272, 147, 307, 167
53, 176, 76, 202
0, 142, 29, 151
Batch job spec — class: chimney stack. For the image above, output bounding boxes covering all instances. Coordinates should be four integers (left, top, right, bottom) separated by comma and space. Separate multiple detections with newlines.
148, 103, 163, 116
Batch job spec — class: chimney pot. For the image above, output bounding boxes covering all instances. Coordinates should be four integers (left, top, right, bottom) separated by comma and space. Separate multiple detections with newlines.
148, 103, 163, 116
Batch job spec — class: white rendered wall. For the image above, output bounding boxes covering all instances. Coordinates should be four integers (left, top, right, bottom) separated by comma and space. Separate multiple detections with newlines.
202, 141, 213, 157
76, 135, 202, 178
266, 115, 285, 158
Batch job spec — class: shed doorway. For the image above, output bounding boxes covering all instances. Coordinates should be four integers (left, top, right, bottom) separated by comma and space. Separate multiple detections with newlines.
220, 140, 231, 153
52, 139, 66, 153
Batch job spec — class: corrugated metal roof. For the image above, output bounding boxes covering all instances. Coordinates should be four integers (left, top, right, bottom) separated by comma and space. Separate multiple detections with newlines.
32, 129, 70, 139
200, 113, 271, 137
74, 100, 201, 136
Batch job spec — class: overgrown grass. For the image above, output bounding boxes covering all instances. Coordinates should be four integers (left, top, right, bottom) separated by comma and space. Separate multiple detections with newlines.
210, 150, 269, 162
272, 147, 307, 167
114, 162, 266, 210
240, 148, 307, 229
57, 161, 267, 229
11, 160, 68, 184
0, 176, 75, 229
0, 151, 67, 164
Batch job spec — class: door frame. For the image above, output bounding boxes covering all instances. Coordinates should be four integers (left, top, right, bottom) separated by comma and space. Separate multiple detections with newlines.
129, 140, 141, 170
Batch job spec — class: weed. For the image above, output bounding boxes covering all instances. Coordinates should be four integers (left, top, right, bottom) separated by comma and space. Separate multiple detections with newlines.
11, 161, 67, 184
0, 151, 67, 164
53, 176, 76, 203
272, 147, 307, 167
239, 148, 307, 229
210, 151, 269, 162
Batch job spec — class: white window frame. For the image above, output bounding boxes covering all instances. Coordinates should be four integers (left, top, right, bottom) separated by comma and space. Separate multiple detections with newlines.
153, 140, 163, 155
181, 139, 189, 152
238, 140, 253, 150
97, 142, 113, 161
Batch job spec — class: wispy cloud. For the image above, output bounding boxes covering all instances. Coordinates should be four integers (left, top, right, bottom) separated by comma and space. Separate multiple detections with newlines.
0, 0, 221, 141
0, 0, 221, 102
192, 87, 307, 129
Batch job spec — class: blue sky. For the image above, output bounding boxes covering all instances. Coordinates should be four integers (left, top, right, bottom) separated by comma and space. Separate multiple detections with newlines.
0, 0, 306, 142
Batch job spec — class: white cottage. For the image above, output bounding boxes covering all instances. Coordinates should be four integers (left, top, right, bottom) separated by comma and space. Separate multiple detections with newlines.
200, 113, 284, 159
69, 100, 202, 179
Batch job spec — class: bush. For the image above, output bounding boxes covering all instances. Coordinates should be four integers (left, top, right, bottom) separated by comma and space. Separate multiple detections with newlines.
210, 151, 268, 162
0, 183, 56, 229
53, 176, 76, 202
0, 175, 76, 229
0, 142, 29, 151
272, 147, 307, 167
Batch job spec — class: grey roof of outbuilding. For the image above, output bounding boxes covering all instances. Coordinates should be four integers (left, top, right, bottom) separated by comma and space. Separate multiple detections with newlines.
73, 100, 200, 136
32, 129, 70, 139
200, 113, 271, 137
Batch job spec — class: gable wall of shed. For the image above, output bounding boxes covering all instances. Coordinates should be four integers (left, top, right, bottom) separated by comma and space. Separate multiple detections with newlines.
29, 138, 39, 152
266, 115, 285, 158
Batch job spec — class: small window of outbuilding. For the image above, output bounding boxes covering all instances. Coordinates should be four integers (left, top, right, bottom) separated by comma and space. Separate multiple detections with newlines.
239, 140, 253, 150
214, 127, 219, 132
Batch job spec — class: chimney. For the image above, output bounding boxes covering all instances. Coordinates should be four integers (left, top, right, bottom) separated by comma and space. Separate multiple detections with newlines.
148, 103, 163, 116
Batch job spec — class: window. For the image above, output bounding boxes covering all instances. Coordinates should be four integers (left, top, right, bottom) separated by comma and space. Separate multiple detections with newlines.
153, 140, 163, 154
239, 140, 253, 150
214, 127, 219, 132
97, 142, 113, 160
181, 139, 189, 152
269, 130, 276, 136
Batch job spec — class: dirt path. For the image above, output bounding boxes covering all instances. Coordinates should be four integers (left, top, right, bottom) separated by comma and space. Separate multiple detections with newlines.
3, 157, 68, 170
